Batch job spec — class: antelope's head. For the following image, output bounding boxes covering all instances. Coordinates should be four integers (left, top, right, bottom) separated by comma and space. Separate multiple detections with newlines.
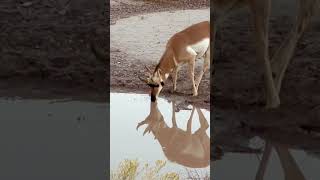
139, 65, 166, 102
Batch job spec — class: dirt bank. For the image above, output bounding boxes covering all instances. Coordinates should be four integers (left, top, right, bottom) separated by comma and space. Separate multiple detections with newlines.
0, 0, 108, 101
0, 0, 209, 102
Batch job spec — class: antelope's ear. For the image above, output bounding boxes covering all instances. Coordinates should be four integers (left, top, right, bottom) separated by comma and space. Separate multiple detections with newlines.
145, 65, 153, 76
156, 70, 161, 78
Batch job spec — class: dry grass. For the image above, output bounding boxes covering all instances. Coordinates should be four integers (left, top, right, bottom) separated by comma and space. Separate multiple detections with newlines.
110, 159, 210, 180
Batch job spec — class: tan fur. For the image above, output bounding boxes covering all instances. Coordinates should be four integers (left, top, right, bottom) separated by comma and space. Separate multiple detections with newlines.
144, 21, 210, 99
137, 101, 210, 168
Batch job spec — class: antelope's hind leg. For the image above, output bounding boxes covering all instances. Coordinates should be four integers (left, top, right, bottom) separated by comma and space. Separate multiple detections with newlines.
196, 47, 210, 92
188, 56, 198, 96
172, 66, 180, 93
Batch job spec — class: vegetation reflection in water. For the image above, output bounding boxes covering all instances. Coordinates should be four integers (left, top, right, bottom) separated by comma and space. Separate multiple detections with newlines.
110, 159, 209, 180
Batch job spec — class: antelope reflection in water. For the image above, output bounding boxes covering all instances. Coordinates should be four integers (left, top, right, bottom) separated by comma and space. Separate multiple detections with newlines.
255, 142, 306, 180
136, 101, 210, 168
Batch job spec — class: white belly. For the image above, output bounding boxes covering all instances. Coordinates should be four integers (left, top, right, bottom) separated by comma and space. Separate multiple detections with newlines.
186, 38, 210, 58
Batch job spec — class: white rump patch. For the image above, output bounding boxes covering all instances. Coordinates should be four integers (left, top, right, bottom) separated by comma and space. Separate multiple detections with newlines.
186, 38, 210, 58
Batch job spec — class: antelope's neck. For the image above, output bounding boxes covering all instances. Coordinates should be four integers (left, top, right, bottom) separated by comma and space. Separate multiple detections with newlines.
155, 127, 174, 147
157, 49, 176, 78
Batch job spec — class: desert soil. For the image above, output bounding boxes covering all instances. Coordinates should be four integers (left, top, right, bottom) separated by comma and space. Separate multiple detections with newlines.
0, 0, 107, 101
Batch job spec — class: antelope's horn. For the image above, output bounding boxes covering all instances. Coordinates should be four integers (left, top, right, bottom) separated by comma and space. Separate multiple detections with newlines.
145, 65, 152, 74
136, 121, 146, 130
138, 75, 149, 84
143, 126, 152, 136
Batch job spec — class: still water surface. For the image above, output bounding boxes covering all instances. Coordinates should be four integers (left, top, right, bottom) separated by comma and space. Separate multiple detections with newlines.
0, 98, 107, 180
110, 93, 210, 176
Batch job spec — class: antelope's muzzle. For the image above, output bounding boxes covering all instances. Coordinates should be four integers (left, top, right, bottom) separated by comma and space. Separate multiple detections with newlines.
151, 94, 156, 102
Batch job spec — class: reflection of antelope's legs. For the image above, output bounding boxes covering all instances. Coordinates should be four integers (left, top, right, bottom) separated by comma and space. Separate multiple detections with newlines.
194, 107, 210, 156
275, 145, 306, 180
196, 108, 209, 131
187, 106, 196, 134
172, 101, 177, 128
255, 142, 272, 180
255, 142, 306, 180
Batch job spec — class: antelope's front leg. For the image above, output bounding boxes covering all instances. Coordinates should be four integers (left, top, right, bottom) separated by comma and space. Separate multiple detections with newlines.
250, 0, 280, 108
172, 66, 180, 93
196, 48, 210, 91
188, 59, 198, 96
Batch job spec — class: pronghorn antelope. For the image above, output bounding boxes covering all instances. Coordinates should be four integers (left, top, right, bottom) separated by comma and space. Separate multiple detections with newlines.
136, 101, 210, 168
139, 21, 210, 102
212, 0, 320, 108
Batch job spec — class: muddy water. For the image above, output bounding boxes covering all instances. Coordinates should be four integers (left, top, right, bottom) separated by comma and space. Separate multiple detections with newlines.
0, 99, 108, 179
110, 9, 210, 63
110, 93, 210, 176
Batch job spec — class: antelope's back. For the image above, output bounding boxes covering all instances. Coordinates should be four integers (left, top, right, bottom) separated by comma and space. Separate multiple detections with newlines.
180, 21, 210, 45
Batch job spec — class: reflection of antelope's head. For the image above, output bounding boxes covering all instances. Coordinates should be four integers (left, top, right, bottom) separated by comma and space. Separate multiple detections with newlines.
137, 101, 210, 168
139, 65, 168, 102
